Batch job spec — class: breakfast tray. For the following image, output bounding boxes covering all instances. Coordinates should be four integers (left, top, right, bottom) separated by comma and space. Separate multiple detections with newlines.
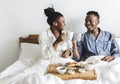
45, 64, 97, 80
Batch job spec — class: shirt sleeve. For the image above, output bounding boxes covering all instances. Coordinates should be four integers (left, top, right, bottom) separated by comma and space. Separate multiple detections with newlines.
76, 41, 83, 61
72, 34, 84, 62
72, 40, 82, 62
111, 37, 120, 57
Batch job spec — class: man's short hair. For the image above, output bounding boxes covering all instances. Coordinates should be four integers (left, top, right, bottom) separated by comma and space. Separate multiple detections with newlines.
87, 11, 100, 19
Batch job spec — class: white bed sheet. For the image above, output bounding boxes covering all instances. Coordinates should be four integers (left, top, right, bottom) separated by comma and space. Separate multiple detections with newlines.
1, 56, 120, 84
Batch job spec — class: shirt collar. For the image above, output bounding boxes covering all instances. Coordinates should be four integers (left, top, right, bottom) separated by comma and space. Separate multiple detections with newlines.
47, 28, 56, 42
96, 28, 104, 41
86, 28, 103, 41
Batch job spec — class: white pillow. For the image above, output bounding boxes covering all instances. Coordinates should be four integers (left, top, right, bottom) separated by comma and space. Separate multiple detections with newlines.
115, 38, 120, 48
73, 33, 81, 41
19, 43, 41, 65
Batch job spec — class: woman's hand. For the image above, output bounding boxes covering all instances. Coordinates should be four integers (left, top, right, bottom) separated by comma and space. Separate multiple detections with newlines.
53, 32, 66, 50
62, 49, 71, 58
101, 56, 115, 62
56, 32, 66, 42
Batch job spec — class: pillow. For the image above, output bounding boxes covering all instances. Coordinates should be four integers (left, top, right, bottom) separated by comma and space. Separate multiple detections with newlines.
73, 33, 81, 41
115, 38, 120, 48
19, 43, 41, 65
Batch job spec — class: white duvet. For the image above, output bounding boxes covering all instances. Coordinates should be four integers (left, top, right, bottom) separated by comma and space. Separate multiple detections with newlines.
0, 56, 120, 84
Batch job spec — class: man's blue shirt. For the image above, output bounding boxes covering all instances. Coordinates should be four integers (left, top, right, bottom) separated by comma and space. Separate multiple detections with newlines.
76, 28, 120, 61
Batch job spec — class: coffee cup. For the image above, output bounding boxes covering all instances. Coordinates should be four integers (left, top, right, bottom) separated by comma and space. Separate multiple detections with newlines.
66, 31, 74, 41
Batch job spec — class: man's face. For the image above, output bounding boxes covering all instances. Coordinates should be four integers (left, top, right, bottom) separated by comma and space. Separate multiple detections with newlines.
85, 14, 99, 32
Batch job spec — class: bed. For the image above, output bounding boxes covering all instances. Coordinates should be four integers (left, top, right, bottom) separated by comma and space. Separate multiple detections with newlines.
0, 34, 120, 84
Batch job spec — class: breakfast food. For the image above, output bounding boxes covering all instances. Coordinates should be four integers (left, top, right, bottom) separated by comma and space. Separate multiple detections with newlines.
66, 62, 80, 70
66, 62, 80, 67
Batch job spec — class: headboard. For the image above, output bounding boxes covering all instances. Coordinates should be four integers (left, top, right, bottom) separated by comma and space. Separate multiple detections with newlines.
19, 33, 119, 44
19, 34, 39, 44
112, 33, 120, 38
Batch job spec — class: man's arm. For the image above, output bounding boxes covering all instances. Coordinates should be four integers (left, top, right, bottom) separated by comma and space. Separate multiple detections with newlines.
102, 36, 120, 62
72, 41, 82, 62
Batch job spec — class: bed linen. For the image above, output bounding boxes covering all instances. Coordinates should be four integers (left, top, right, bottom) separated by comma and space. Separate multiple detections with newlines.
1, 55, 120, 84
0, 34, 120, 84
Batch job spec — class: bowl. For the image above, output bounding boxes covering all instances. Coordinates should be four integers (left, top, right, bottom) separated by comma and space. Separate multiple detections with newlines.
78, 68, 85, 73
68, 70, 75, 74
56, 66, 67, 74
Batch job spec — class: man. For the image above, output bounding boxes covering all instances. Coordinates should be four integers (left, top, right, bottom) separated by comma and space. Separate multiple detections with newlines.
74, 11, 120, 62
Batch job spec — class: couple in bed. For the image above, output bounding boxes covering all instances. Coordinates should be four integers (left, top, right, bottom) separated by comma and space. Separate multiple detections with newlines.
1, 7, 120, 84
39, 7, 120, 64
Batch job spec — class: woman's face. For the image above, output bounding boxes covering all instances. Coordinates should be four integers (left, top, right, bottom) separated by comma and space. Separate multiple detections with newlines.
85, 14, 99, 32
55, 16, 66, 31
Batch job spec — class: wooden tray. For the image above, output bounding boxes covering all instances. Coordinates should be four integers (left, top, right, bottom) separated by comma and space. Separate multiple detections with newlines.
45, 64, 97, 80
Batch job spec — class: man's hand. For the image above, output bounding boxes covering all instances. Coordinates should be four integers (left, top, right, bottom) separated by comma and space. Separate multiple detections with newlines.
101, 56, 115, 62
62, 49, 71, 58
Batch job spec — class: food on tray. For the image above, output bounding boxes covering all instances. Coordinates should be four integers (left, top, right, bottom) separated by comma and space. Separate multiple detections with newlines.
78, 68, 85, 73
68, 70, 75, 74
46, 64, 97, 80
66, 62, 80, 67
65, 62, 81, 70
66, 66, 77, 70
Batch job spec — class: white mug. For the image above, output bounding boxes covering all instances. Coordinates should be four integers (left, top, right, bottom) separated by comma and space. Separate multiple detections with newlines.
66, 31, 74, 41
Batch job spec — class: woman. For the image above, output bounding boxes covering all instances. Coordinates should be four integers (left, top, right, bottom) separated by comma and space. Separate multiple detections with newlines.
39, 7, 75, 64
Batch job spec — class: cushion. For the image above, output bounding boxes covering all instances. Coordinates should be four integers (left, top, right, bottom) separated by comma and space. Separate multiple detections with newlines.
19, 43, 41, 65
115, 38, 120, 48
73, 33, 81, 41
115, 38, 120, 50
